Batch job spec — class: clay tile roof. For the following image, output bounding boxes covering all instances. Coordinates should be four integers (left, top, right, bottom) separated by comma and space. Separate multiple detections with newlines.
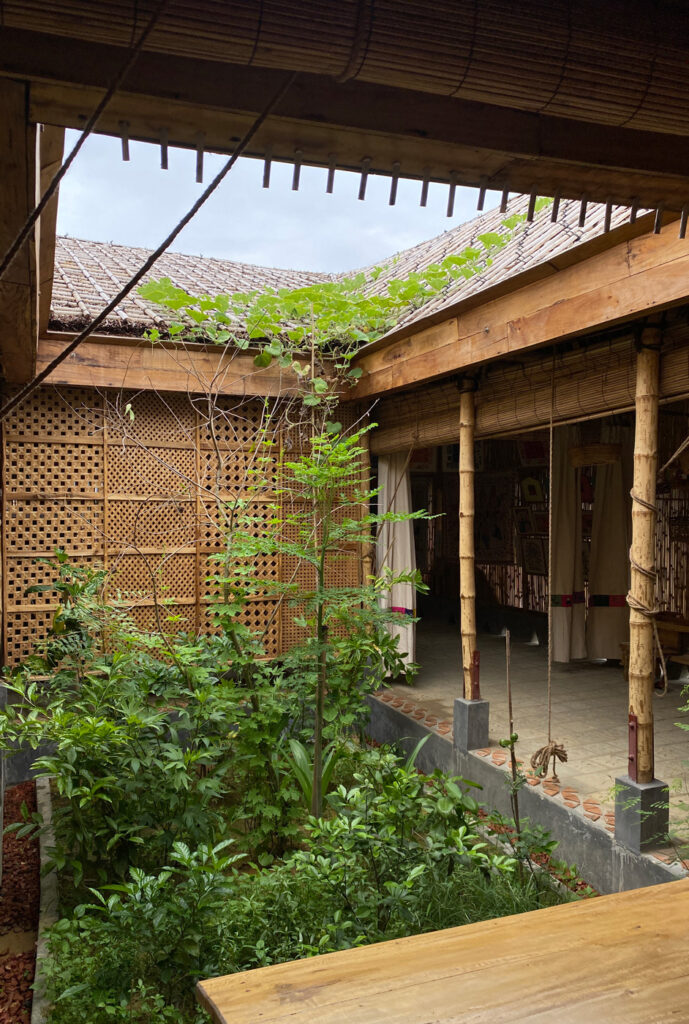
50, 236, 331, 336
50, 197, 632, 338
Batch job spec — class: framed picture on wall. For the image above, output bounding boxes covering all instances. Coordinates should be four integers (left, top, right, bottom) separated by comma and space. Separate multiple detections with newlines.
514, 507, 534, 536
521, 475, 544, 503
521, 536, 547, 576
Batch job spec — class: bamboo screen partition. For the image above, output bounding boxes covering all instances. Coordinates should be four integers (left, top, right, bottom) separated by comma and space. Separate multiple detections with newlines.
1, 386, 360, 666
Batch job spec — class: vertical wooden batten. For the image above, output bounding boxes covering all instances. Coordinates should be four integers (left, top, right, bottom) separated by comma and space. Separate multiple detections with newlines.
359, 414, 374, 585
0, 79, 39, 384
459, 381, 477, 699
628, 327, 661, 784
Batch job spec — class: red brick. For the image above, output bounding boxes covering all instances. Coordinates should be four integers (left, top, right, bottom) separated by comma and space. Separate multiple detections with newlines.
402, 701, 415, 713
526, 777, 541, 787
391, 697, 404, 709
411, 710, 426, 721
584, 811, 601, 821
379, 692, 395, 703
425, 715, 438, 727
491, 751, 508, 767
437, 724, 451, 735
543, 782, 560, 797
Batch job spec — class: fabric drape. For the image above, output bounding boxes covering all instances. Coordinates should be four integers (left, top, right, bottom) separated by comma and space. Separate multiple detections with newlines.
376, 453, 416, 665
551, 426, 587, 662
586, 425, 633, 660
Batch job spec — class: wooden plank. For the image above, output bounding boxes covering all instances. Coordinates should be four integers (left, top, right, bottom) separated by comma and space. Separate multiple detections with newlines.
197, 877, 689, 1024
36, 333, 301, 398
0, 79, 38, 384
2, 25, 689, 207
37, 125, 65, 336
353, 221, 689, 398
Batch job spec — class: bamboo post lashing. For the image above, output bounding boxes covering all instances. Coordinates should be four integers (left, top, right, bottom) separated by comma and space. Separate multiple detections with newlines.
627, 329, 661, 784
459, 382, 477, 699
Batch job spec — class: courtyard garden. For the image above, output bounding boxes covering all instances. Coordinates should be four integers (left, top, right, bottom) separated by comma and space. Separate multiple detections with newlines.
0, 213, 580, 1023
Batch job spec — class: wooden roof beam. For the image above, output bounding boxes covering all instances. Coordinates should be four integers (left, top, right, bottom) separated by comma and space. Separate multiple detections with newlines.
0, 79, 39, 384
36, 332, 302, 398
352, 218, 689, 398
3, 27, 689, 208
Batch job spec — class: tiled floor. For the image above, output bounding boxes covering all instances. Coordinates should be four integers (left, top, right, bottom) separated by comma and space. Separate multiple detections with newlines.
386, 619, 689, 829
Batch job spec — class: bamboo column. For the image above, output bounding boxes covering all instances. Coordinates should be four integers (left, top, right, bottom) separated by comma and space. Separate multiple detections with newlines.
459, 382, 477, 699
628, 328, 661, 783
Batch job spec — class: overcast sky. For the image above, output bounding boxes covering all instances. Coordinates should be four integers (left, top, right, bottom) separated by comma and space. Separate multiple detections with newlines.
56, 129, 499, 273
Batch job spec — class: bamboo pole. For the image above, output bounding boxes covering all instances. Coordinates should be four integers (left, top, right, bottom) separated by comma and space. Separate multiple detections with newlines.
459, 383, 477, 699
628, 329, 661, 783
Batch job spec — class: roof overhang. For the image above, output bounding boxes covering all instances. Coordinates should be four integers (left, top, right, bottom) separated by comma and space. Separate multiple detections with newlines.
2, 1, 689, 208
351, 213, 689, 398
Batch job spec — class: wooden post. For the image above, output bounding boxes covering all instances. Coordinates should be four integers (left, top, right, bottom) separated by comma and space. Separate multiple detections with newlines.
628, 329, 661, 783
459, 382, 477, 699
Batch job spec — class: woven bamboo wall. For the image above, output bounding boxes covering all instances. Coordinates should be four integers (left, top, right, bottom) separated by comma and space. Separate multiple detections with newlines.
1, 387, 360, 665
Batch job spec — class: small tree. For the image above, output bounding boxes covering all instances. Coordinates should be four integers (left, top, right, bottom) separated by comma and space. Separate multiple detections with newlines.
214, 424, 426, 815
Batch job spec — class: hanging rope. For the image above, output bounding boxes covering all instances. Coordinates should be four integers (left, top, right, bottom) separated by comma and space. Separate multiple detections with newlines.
627, 488, 669, 696
0, 71, 297, 424
0, 0, 171, 287
531, 354, 569, 781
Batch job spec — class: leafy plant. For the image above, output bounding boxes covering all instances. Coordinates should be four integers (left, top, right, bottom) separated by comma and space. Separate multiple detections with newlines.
214, 425, 429, 816
284, 737, 343, 809
42, 840, 239, 1023
139, 209, 539, 412
0, 605, 243, 883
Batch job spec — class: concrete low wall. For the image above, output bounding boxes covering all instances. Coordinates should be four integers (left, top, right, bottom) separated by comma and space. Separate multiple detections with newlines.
366, 694, 685, 895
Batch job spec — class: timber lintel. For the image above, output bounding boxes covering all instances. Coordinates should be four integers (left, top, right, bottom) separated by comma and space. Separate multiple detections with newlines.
36, 332, 302, 398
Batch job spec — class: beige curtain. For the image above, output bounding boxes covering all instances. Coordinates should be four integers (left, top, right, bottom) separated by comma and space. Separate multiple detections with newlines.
551, 426, 587, 662
376, 453, 416, 665
586, 425, 633, 660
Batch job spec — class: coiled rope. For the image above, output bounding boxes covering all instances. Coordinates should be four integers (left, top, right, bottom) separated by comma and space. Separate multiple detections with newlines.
627, 488, 668, 696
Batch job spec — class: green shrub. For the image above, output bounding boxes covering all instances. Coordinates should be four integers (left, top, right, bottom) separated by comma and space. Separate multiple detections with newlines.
41, 840, 238, 1023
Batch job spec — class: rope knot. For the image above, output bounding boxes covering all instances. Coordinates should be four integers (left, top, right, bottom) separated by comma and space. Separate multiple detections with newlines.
530, 741, 568, 783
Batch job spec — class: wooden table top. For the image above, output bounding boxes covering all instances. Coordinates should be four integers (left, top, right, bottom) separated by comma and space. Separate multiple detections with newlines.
197, 877, 689, 1024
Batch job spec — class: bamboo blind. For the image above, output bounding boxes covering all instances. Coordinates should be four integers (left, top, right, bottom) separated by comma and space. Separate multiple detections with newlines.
370, 322, 689, 456
7, 1, 689, 136
1, 387, 360, 666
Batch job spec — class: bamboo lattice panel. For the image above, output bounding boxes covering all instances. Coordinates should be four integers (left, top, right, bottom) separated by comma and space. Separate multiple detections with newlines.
2, 387, 361, 665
